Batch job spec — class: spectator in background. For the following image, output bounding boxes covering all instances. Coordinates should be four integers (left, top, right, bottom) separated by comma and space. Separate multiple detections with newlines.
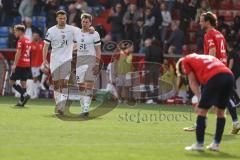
178, 0, 196, 34
232, 16, 240, 33
32, 0, 44, 16
227, 16, 240, 51
144, 8, 155, 28
67, 3, 82, 27
145, 0, 154, 10
45, 0, 61, 28
18, 0, 37, 21
196, 28, 205, 52
24, 17, 42, 42
75, 0, 88, 13
123, 3, 142, 51
144, 39, 163, 104
137, 0, 146, 9
160, 2, 172, 43
139, 37, 152, 54
8, 26, 18, 48
134, 18, 145, 51
195, 0, 211, 22
234, 30, 240, 51
107, 3, 124, 42
116, 45, 133, 103
101, 34, 112, 52
105, 55, 119, 100
165, 21, 185, 54
30, 32, 45, 98
121, 0, 131, 13
152, 0, 163, 40
228, 43, 240, 97
217, 16, 230, 40
164, 0, 175, 13
1, 0, 21, 25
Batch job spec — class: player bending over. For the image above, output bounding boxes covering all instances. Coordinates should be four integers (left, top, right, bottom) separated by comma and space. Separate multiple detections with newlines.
177, 53, 234, 151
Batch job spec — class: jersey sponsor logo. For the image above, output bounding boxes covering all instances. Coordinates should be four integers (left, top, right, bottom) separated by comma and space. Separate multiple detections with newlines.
208, 39, 214, 46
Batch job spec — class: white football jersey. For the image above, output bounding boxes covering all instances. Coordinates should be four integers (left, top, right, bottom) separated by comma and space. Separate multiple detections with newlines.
75, 30, 101, 56
44, 25, 78, 71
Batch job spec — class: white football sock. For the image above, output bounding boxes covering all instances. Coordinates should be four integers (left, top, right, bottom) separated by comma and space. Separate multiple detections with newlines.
82, 96, 91, 113
41, 74, 47, 84
33, 81, 40, 97
54, 90, 61, 105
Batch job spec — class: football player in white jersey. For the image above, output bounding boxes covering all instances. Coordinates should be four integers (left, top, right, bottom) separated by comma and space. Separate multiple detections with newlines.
42, 10, 77, 115
75, 13, 101, 117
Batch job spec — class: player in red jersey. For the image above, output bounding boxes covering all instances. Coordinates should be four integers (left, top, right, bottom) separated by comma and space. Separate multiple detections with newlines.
184, 12, 240, 134
201, 12, 240, 134
30, 32, 46, 98
202, 13, 228, 65
176, 53, 234, 151
10, 25, 31, 107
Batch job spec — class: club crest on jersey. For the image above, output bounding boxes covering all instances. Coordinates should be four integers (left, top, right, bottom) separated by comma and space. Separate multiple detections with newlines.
81, 39, 84, 42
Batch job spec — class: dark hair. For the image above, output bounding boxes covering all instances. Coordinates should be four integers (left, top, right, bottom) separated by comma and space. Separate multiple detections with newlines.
14, 25, 25, 32
137, 17, 144, 22
81, 13, 92, 22
201, 12, 217, 27
56, 10, 67, 16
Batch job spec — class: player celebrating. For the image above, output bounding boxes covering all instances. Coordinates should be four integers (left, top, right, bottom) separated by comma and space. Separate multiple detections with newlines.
75, 13, 101, 117
10, 25, 31, 107
176, 53, 234, 151
184, 12, 240, 134
42, 10, 77, 115
30, 32, 44, 98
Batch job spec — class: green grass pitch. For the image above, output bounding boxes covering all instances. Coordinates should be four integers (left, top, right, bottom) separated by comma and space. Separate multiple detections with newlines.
0, 96, 240, 160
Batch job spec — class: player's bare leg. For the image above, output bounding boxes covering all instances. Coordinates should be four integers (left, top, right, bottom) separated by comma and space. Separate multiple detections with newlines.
53, 79, 69, 115
32, 77, 39, 99
40, 73, 47, 90
78, 81, 94, 117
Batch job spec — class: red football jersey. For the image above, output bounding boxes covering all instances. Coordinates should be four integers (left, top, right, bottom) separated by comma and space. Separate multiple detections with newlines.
204, 28, 228, 65
16, 37, 31, 67
31, 41, 44, 67
182, 53, 232, 84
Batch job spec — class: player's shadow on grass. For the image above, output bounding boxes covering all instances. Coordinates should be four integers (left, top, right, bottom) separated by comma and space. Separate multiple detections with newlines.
117, 103, 194, 113
185, 151, 240, 159
205, 132, 238, 142
55, 100, 118, 121
44, 114, 103, 121
10, 106, 29, 109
